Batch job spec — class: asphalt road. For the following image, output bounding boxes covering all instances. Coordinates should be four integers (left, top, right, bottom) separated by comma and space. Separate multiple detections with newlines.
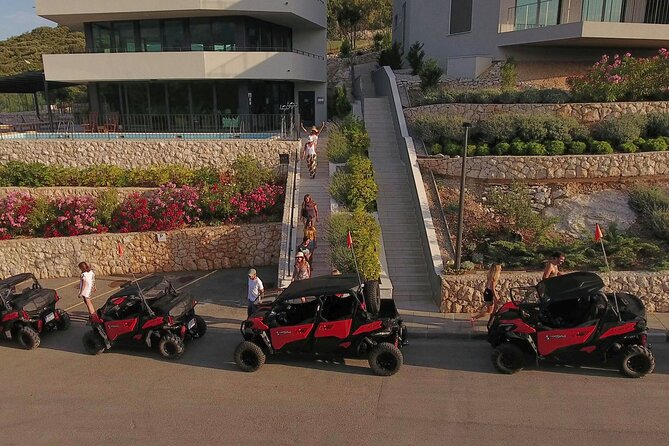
1, 269, 668, 445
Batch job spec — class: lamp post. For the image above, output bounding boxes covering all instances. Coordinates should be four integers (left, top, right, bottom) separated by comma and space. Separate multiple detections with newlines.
454, 122, 471, 270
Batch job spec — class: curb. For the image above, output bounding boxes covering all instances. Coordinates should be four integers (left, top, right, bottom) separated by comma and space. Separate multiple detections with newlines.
648, 331, 669, 343
415, 331, 668, 342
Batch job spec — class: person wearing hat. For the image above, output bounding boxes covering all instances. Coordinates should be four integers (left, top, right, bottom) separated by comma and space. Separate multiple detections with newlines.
292, 251, 311, 282
301, 121, 326, 148
247, 268, 264, 316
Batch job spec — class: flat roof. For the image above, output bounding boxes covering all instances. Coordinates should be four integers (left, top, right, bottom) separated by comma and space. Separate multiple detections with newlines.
0, 71, 78, 94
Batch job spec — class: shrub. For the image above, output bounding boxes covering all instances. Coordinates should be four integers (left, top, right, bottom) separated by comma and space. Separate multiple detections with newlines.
525, 142, 547, 156
567, 141, 587, 154
340, 115, 370, 155
589, 140, 614, 154
497, 90, 518, 104
192, 167, 220, 186
640, 137, 668, 152
443, 142, 462, 156
419, 58, 443, 92
476, 114, 517, 144
544, 115, 578, 142
517, 88, 542, 104
113, 193, 155, 233
326, 128, 351, 163
148, 183, 201, 230
0, 192, 37, 237
645, 112, 669, 137
618, 142, 638, 153
96, 188, 119, 228
81, 164, 128, 187
25, 197, 55, 236
44, 196, 102, 237
545, 140, 566, 155
475, 144, 490, 156
230, 155, 275, 194
592, 114, 645, 145
198, 182, 236, 221
509, 140, 526, 155
500, 57, 517, 91
649, 210, 669, 241
372, 32, 386, 52
229, 183, 284, 221
339, 39, 351, 58
492, 142, 510, 155
377, 42, 403, 69
329, 170, 350, 206
488, 183, 554, 236
407, 41, 425, 75
1, 162, 54, 187
516, 115, 548, 141
430, 143, 442, 155
629, 187, 669, 216
409, 114, 466, 144
334, 85, 352, 118
540, 88, 571, 104
327, 211, 381, 280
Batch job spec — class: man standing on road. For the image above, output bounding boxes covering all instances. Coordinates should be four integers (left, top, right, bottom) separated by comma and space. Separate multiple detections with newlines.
247, 268, 264, 316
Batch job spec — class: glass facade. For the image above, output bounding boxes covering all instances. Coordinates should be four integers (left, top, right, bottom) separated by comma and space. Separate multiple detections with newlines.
87, 16, 292, 53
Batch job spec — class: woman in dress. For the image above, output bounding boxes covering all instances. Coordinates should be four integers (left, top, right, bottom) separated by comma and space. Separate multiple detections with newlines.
301, 194, 319, 226
292, 251, 311, 281
471, 264, 502, 325
301, 122, 325, 179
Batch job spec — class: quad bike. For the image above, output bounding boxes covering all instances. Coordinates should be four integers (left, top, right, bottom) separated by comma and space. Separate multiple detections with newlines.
83, 276, 206, 359
235, 275, 407, 376
487, 272, 655, 378
0, 273, 70, 350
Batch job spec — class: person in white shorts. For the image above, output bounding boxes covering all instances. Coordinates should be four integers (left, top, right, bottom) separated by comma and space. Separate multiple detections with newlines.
78, 261, 96, 316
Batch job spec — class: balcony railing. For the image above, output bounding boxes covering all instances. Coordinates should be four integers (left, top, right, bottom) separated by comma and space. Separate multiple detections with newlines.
501, 0, 669, 32
72, 46, 325, 60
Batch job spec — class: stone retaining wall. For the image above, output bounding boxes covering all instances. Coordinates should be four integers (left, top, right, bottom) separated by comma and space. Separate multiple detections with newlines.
405, 101, 669, 124
0, 186, 152, 201
418, 152, 669, 181
0, 139, 298, 169
441, 271, 669, 313
0, 223, 280, 279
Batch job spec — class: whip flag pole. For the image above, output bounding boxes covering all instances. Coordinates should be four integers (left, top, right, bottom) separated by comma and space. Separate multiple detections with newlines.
595, 224, 620, 320
347, 230, 363, 287
118, 241, 153, 316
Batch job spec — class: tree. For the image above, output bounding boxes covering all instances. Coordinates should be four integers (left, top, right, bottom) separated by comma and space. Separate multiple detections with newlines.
419, 59, 444, 91
337, 1, 364, 49
407, 41, 425, 75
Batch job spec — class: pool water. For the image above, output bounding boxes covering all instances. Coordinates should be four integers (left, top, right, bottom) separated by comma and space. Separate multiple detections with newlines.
0, 132, 278, 140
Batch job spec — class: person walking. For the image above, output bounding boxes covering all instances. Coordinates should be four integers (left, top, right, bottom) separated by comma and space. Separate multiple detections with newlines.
297, 236, 313, 265
470, 264, 501, 325
292, 252, 311, 281
301, 194, 319, 225
302, 139, 318, 179
301, 121, 326, 148
543, 251, 565, 279
303, 220, 318, 266
78, 262, 96, 317
247, 268, 264, 316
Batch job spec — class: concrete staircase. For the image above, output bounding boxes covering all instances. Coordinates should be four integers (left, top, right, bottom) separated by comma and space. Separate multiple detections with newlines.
364, 97, 437, 312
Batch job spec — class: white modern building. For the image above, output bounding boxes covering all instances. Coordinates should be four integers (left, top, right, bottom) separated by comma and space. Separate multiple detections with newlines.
393, 0, 669, 78
36, 0, 327, 130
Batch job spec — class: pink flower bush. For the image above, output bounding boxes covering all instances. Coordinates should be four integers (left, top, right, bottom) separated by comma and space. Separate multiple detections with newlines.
229, 183, 285, 221
0, 192, 37, 238
568, 49, 669, 102
43, 196, 104, 237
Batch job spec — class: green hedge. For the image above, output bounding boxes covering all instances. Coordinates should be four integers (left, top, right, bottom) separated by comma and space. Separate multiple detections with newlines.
417, 87, 573, 106
329, 155, 378, 211
327, 211, 381, 280
326, 115, 370, 163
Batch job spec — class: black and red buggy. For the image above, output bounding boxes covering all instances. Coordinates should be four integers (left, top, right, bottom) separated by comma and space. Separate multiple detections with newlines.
83, 276, 206, 359
234, 275, 408, 376
487, 271, 655, 378
0, 273, 70, 350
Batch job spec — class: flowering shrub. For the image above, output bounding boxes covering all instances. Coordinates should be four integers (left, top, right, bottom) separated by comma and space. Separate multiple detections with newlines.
44, 196, 104, 237
0, 192, 37, 238
568, 50, 669, 102
112, 193, 155, 233
199, 180, 236, 221
229, 183, 285, 221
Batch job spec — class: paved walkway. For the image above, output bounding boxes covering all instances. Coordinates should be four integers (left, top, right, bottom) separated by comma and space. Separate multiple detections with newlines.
295, 135, 332, 276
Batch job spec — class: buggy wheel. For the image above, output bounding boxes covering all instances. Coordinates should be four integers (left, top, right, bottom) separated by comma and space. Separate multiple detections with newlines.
492, 343, 525, 374
82, 331, 105, 355
193, 315, 207, 339
363, 280, 381, 315
158, 334, 185, 360
368, 342, 403, 376
16, 325, 40, 350
234, 341, 266, 372
619, 345, 655, 378
56, 310, 71, 331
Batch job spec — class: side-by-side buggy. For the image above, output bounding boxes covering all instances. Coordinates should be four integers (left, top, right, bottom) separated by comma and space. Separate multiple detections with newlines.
487, 272, 655, 378
234, 275, 408, 376
83, 276, 206, 359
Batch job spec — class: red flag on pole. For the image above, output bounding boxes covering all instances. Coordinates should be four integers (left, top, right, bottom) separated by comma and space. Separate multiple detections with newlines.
117, 241, 125, 257
346, 230, 353, 249
594, 224, 604, 242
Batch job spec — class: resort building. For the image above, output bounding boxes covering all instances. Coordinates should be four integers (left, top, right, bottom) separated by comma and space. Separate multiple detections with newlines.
35, 0, 327, 131
393, 0, 669, 79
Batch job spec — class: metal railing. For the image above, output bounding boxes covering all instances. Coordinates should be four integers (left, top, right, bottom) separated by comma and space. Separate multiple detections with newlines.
75, 46, 325, 60
501, 0, 669, 32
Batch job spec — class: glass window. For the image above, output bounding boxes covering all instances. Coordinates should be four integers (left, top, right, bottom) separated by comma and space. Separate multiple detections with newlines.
215, 81, 239, 114
212, 18, 236, 51
141, 20, 162, 52
246, 19, 260, 50
149, 83, 166, 114
163, 20, 187, 51
98, 83, 121, 113
113, 22, 136, 53
189, 18, 211, 51
125, 83, 149, 114
91, 23, 112, 53
272, 25, 291, 51
167, 82, 190, 114
191, 82, 214, 114
450, 0, 473, 34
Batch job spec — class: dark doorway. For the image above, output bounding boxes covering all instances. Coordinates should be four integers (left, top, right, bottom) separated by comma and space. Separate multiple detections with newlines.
298, 91, 315, 126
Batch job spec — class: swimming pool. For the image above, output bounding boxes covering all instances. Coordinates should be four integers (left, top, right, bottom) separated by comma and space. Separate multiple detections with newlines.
0, 132, 279, 141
